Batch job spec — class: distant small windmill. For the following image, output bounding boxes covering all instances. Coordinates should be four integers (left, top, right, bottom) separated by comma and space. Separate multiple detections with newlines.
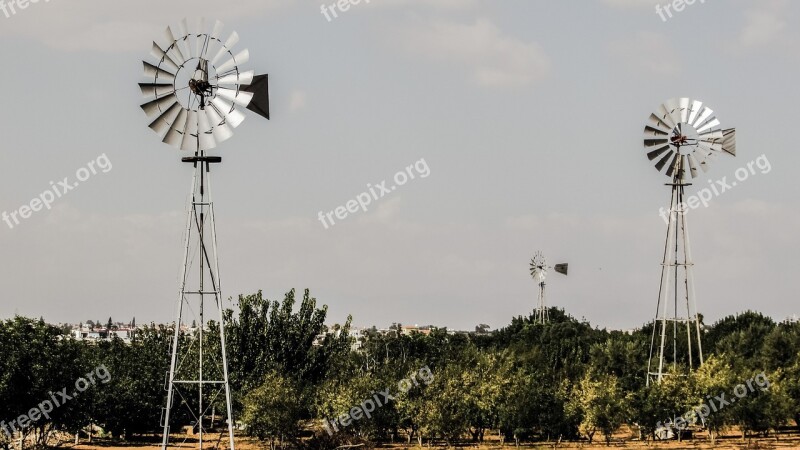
529, 251, 568, 324
642, 98, 735, 386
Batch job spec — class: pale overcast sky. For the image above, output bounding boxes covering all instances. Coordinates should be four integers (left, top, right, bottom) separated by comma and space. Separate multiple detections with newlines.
0, 0, 797, 331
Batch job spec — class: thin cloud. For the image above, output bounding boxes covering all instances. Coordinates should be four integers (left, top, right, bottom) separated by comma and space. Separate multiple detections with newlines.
0, 0, 285, 52
739, 2, 787, 48
608, 31, 682, 77
369, 0, 477, 9
399, 19, 551, 88
289, 90, 308, 113
600, 0, 653, 10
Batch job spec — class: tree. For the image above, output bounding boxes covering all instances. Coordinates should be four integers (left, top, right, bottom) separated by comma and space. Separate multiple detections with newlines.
474, 324, 490, 334
630, 366, 701, 442
0, 317, 87, 448
693, 356, 736, 443
226, 289, 352, 392
570, 372, 629, 445
782, 358, 800, 430
91, 325, 172, 439
315, 369, 389, 441
417, 362, 470, 446
705, 311, 776, 369
458, 350, 506, 443
588, 335, 647, 393
242, 371, 303, 450
726, 369, 791, 439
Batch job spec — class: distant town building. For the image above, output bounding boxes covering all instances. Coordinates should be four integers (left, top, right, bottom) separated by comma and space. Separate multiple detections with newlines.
70, 322, 138, 343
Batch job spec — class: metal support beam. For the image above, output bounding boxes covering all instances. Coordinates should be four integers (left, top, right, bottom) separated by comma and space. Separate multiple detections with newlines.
162, 151, 236, 450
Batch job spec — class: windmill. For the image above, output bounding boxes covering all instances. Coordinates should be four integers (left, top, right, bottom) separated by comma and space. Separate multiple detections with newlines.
642, 98, 735, 386
139, 18, 270, 450
529, 251, 568, 324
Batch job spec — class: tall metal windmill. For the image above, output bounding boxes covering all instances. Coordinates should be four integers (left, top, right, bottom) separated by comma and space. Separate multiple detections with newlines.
642, 98, 735, 386
139, 18, 270, 450
529, 251, 568, 324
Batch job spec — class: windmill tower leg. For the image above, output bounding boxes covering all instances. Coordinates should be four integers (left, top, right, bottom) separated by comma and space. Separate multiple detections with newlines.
536, 282, 548, 324
161, 153, 236, 450
647, 182, 703, 386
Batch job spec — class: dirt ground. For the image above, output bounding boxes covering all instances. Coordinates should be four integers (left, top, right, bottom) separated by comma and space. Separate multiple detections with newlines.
63, 438, 800, 450
63, 430, 800, 450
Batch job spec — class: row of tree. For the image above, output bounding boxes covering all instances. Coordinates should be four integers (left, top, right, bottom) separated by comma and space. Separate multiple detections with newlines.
0, 290, 798, 449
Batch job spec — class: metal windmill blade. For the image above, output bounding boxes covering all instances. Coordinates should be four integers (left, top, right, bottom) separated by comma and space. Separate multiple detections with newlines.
140, 18, 270, 152
530, 251, 546, 282
642, 98, 736, 182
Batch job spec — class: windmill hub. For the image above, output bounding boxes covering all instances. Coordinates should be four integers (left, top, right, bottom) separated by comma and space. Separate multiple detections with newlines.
173, 58, 217, 111
188, 78, 213, 94
189, 60, 213, 98
670, 124, 699, 153
188, 78, 213, 109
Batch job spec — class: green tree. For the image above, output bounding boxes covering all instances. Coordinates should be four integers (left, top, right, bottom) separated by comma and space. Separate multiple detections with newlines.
693, 356, 736, 443
630, 366, 698, 442
417, 362, 469, 446
782, 358, 800, 430
242, 371, 303, 450
91, 325, 172, 439
705, 311, 775, 369
315, 370, 386, 440
0, 317, 87, 448
727, 369, 791, 439
570, 372, 629, 445
225, 289, 352, 393
588, 334, 647, 393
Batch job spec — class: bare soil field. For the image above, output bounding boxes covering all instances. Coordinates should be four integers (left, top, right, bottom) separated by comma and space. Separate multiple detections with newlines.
63, 430, 800, 450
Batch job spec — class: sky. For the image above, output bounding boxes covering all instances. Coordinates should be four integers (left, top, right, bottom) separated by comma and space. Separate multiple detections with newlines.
0, 0, 797, 332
